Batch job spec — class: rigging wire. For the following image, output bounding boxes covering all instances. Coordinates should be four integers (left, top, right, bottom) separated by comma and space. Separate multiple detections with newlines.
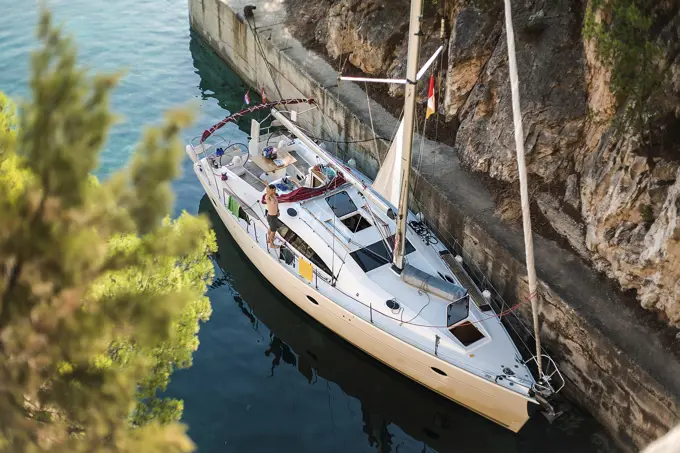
362, 196, 393, 263
364, 82, 381, 161
411, 104, 428, 196
410, 19, 448, 209
226, 9, 542, 361
247, 15, 286, 104
310, 135, 391, 145
434, 19, 445, 144
433, 21, 446, 175
216, 172, 532, 332
330, 277, 528, 329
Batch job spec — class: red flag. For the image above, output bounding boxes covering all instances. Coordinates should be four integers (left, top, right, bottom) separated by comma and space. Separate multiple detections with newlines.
244, 90, 250, 105
261, 87, 267, 103
426, 74, 435, 119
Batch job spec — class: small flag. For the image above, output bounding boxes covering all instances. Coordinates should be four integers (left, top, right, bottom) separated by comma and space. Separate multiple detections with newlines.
244, 90, 250, 105
426, 74, 435, 119
261, 87, 267, 103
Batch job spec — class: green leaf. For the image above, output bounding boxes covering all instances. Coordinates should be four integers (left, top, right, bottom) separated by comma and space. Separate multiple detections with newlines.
0, 8, 216, 453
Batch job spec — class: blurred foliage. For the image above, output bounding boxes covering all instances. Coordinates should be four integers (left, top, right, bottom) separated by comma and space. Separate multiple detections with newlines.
0, 92, 18, 150
0, 8, 216, 453
584, 0, 662, 131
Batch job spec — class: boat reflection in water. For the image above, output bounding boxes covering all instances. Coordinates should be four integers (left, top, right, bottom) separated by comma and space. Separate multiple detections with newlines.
199, 195, 615, 453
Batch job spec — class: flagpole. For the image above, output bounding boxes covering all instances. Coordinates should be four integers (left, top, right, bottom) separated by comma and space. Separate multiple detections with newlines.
412, 75, 435, 198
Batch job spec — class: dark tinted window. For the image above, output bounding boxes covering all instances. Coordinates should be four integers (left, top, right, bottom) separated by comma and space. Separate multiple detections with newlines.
350, 235, 415, 272
341, 213, 372, 233
279, 225, 333, 277
446, 294, 470, 327
326, 191, 357, 218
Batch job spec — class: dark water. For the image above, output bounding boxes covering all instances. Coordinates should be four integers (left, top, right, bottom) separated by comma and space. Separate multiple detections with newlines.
0, 1, 618, 452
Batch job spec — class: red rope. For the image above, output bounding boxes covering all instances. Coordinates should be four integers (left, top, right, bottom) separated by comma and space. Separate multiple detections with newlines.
406, 291, 533, 329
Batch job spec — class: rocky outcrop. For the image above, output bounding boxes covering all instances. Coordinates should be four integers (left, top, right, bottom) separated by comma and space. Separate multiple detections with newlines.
443, 5, 501, 118
293, 0, 680, 327
323, 0, 410, 75
579, 131, 680, 325
454, 1, 587, 184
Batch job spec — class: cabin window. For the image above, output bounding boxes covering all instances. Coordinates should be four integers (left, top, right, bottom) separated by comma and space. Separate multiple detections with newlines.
350, 235, 416, 272
325, 191, 357, 218
340, 212, 372, 233
279, 225, 333, 277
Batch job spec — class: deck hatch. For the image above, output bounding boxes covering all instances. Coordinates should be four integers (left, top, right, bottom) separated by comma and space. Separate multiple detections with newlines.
450, 322, 485, 346
350, 235, 415, 272
446, 294, 470, 327
340, 212, 372, 232
325, 191, 357, 218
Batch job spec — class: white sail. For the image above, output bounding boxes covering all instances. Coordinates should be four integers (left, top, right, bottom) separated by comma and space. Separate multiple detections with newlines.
371, 119, 404, 207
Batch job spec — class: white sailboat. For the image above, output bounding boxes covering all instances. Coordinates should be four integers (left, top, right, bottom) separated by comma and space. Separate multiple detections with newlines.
186, 0, 563, 432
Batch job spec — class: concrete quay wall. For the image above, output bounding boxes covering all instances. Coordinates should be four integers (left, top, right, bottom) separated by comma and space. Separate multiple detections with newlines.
188, 0, 680, 450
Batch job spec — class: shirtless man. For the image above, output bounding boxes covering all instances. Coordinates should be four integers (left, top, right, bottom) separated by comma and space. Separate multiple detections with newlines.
265, 184, 281, 248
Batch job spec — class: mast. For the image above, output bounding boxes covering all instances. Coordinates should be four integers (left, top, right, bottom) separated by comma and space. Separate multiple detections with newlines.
503, 0, 543, 377
392, 0, 424, 272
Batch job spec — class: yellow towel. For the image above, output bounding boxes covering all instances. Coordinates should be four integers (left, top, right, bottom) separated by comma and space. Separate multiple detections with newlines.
298, 258, 314, 282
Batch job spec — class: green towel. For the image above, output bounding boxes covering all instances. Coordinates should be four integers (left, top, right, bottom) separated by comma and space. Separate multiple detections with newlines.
227, 196, 240, 217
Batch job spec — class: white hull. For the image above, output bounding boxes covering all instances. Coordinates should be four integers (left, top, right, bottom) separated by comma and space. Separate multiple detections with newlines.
198, 172, 535, 432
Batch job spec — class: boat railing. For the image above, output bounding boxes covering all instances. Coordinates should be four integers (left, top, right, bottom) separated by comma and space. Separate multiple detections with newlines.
315, 275, 537, 391
215, 183, 542, 393
525, 354, 565, 396
412, 203, 564, 396
221, 188, 262, 220
219, 187, 338, 286
189, 134, 231, 157
365, 298, 537, 389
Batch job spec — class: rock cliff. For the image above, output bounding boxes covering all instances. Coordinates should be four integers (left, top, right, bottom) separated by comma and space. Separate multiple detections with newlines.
287, 0, 680, 328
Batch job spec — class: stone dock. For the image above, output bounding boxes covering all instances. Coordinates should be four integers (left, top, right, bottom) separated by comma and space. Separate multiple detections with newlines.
187, 0, 680, 450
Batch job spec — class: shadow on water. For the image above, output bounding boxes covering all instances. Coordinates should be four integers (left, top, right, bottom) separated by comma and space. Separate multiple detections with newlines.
199, 195, 619, 453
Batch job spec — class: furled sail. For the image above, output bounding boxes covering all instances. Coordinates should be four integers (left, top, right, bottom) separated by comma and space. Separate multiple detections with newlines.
371, 119, 404, 207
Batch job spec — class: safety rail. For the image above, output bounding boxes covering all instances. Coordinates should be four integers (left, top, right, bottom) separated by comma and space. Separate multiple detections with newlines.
526, 354, 565, 396
209, 187, 540, 394
190, 134, 231, 157
206, 158, 553, 398
350, 287, 537, 390
410, 203, 564, 396
217, 184, 336, 287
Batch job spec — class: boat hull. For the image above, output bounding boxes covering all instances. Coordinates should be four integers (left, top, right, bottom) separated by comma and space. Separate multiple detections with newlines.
198, 173, 535, 433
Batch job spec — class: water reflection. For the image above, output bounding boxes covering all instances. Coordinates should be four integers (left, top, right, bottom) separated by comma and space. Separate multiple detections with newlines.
199, 195, 618, 453
264, 333, 297, 377
190, 31, 250, 114
189, 31, 263, 132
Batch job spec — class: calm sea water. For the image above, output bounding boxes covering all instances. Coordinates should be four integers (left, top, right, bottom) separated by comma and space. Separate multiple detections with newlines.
0, 1, 619, 452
